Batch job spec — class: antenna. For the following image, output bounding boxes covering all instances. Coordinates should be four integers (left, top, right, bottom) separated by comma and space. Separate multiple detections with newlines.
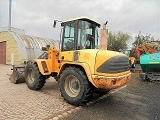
8, 0, 12, 31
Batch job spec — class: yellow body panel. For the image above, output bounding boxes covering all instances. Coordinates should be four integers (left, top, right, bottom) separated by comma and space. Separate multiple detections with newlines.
58, 49, 98, 74
34, 46, 60, 75
57, 49, 131, 90
93, 49, 131, 89
35, 59, 52, 75
75, 49, 98, 74
59, 51, 75, 61
94, 50, 128, 76
33, 45, 131, 90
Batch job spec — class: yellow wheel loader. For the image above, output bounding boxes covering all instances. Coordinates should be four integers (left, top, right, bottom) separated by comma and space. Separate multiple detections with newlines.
10, 17, 131, 106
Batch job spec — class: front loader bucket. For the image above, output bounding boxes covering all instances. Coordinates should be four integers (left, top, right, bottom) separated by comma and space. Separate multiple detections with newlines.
9, 65, 25, 84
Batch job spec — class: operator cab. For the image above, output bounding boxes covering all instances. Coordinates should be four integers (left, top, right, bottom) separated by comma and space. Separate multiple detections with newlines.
61, 17, 100, 51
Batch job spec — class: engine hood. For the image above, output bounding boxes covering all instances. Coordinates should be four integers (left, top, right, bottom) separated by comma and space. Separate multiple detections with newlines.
94, 50, 130, 76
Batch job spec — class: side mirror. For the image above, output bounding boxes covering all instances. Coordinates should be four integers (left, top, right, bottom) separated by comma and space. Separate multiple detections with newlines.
53, 20, 57, 28
53, 20, 63, 28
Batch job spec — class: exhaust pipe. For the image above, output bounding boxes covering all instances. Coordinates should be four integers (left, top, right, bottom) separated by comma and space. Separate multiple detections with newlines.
100, 21, 108, 50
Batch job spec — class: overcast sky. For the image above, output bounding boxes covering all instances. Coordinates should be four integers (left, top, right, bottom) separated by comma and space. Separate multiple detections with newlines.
0, 0, 159, 41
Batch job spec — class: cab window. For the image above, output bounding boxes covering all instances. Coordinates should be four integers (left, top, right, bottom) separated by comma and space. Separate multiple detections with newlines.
62, 22, 75, 51
77, 21, 98, 49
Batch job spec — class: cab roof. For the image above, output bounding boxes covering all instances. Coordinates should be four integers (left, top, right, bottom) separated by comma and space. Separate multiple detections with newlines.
62, 16, 101, 27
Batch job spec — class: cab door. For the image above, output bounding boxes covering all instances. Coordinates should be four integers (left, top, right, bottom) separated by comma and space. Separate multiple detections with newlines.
60, 21, 77, 62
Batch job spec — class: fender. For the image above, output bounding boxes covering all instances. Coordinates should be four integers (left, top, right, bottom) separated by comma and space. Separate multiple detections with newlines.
58, 62, 99, 88
34, 59, 52, 75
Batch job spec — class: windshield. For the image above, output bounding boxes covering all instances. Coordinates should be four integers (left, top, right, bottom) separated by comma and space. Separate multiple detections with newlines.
77, 20, 98, 49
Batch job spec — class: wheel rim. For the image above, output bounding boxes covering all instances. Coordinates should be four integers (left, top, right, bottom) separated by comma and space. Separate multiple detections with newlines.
27, 68, 35, 84
64, 75, 80, 97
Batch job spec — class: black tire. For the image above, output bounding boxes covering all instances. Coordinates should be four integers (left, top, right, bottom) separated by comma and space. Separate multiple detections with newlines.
59, 66, 92, 106
25, 62, 46, 90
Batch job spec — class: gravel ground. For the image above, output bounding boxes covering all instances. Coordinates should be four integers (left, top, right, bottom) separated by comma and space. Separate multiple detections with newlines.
0, 64, 76, 120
